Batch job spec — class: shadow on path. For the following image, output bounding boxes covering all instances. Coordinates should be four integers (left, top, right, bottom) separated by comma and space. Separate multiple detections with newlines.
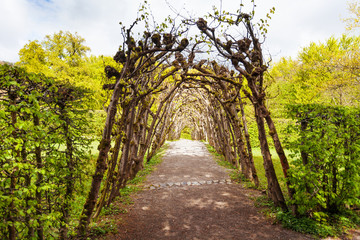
107, 139, 313, 240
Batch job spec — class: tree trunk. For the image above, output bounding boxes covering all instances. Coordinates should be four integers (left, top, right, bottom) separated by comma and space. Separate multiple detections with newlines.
23, 146, 34, 239
93, 127, 123, 218
263, 106, 296, 214
33, 114, 44, 240
107, 101, 137, 205
8, 96, 18, 240
77, 77, 122, 235
60, 109, 75, 240
227, 103, 252, 179
239, 99, 259, 187
255, 104, 288, 212
147, 93, 177, 162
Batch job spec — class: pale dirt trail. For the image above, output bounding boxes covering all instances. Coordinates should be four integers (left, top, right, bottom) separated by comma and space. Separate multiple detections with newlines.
106, 139, 313, 240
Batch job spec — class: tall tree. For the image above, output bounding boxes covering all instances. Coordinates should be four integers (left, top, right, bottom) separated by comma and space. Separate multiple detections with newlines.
344, 1, 360, 31
193, 8, 291, 211
267, 35, 360, 107
17, 31, 109, 109
18, 31, 90, 78
77, 16, 189, 234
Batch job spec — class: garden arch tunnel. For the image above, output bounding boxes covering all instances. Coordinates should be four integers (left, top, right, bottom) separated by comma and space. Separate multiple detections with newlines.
78, 15, 292, 233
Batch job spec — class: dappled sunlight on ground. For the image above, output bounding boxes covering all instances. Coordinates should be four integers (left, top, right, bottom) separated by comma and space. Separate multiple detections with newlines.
109, 140, 313, 240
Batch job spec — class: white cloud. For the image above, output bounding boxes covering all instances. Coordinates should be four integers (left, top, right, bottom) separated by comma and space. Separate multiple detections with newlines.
0, 0, 32, 61
262, 0, 348, 60
0, 0, 351, 63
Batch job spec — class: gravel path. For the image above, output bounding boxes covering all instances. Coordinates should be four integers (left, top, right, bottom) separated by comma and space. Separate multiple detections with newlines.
106, 139, 313, 240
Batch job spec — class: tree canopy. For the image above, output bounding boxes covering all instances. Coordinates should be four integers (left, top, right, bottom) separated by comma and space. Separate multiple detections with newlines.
267, 34, 360, 108
17, 31, 111, 109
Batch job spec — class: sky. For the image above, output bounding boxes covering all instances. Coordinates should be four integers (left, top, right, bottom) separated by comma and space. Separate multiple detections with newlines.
0, 0, 352, 63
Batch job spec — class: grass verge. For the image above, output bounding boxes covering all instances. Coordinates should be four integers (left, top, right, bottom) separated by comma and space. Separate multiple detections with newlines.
206, 143, 360, 239
254, 194, 360, 239
205, 144, 236, 170
205, 144, 249, 187
205, 144, 285, 191
252, 148, 288, 192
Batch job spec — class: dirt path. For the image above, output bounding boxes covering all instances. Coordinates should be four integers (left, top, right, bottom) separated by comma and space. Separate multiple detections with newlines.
107, 139, 312, 240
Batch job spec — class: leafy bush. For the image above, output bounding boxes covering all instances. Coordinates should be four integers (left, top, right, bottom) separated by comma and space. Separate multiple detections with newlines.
277, 210, 335, 237
254, 194, 360, 238
286, 104, 360, 215
0, 64, 92, 239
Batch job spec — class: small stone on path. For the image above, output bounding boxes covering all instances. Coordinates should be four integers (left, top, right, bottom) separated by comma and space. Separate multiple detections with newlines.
114, 140, 311, 240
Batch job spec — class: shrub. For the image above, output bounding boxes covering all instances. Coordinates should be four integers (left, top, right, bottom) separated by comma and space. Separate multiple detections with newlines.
286, 104, 360, 215
0, 64, 92, 239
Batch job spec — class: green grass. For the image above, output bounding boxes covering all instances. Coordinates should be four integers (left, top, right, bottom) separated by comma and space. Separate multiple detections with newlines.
253, 195, 360, 238
205, 144, 245, 185
206, 143, 258, 186
251, 147, 288, 192
89, 219, 117, 237
250, 148, 360, 239
206, 144, 288, 192
206, 143, 360, 239
180, 126, 192, 140
180, 132, 192, 140
206, 144, 234, 167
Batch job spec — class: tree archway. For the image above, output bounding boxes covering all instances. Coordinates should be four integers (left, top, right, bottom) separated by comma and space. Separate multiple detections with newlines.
78, 5, 293, 234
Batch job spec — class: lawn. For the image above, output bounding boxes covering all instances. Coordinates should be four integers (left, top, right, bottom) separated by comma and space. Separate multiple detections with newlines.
251, 147, 289, 193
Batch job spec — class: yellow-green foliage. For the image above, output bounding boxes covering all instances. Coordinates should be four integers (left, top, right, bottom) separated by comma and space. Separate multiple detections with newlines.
180, 126, 192, 140
17, 31, 117, 109
267, 35, 360, 108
